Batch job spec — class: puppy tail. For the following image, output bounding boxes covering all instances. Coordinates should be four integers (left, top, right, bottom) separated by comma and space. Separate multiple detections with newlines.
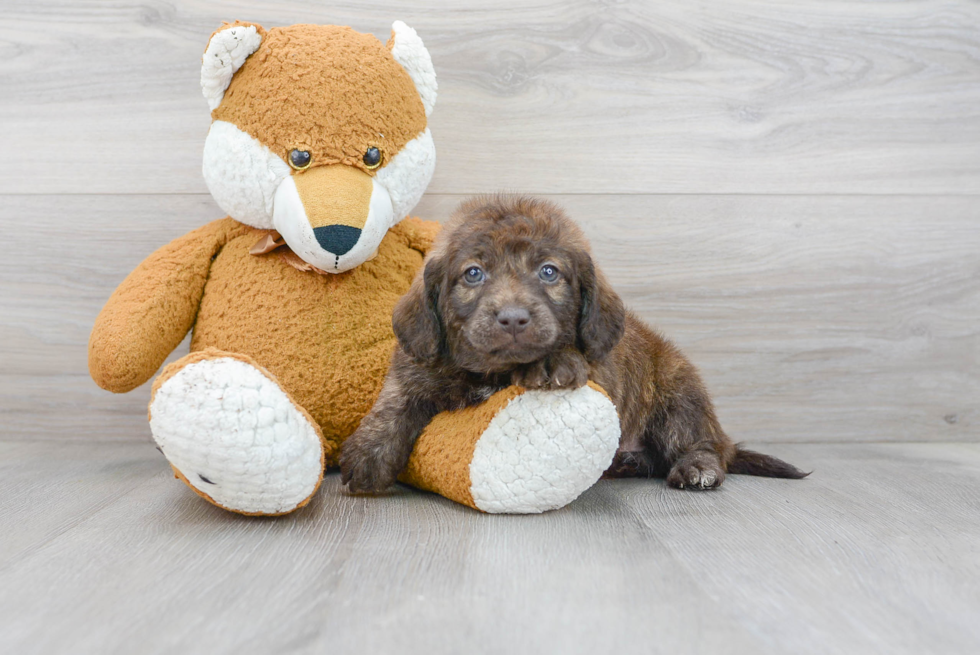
728, 444, 810, 479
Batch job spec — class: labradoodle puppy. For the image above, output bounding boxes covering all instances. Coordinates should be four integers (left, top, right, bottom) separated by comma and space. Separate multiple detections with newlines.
341, 196, 807, 493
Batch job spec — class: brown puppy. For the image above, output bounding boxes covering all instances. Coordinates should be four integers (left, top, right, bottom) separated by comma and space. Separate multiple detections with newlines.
341, 195, 807, 493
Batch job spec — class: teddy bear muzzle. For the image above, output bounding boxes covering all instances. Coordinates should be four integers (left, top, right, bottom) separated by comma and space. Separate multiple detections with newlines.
272, 164, 394, 273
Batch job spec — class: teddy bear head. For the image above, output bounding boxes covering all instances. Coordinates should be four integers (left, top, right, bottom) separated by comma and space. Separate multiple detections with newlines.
200, 21, 437, 273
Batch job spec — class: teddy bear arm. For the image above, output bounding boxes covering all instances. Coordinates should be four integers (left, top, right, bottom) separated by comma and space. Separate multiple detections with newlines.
400, 383, 622, 513
391, 216, 442, 257
88, 218, 252, 393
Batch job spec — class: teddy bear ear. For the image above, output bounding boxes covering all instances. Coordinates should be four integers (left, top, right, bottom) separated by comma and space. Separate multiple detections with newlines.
388, 21, 437, 117
201, 22, 265, 111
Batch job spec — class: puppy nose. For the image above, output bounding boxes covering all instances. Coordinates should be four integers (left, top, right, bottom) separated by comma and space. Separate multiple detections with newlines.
497, 306, 531, 335
313, 224, 361, 256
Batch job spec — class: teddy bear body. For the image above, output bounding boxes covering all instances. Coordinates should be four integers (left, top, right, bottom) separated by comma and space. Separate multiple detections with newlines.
89, 20, 621, 516
191, 218, 435, 464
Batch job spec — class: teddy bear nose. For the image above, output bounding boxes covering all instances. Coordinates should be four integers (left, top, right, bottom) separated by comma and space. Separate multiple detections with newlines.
313, 225, 361, 256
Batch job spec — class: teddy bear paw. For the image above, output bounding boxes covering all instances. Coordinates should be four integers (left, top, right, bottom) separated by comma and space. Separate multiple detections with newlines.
468, 384, 621, 513
149, 354, 325, 515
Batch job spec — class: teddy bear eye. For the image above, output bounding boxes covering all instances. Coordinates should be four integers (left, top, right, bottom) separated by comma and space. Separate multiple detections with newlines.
289, 149, 312, 171
539, 264, 560, 283
363, 146, 383, 170
463, 266, 486, 285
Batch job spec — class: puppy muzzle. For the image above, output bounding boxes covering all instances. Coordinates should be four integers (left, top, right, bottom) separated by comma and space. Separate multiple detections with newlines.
273, 165, 393, 273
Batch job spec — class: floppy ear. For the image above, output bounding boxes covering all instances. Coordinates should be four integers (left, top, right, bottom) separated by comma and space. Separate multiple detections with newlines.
577, 257, 626, 362
392, 255, 446, 363
201, 22, 265, 111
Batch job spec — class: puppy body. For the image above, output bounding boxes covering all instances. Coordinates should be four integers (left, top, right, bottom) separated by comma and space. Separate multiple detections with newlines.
341, 196, 806, 493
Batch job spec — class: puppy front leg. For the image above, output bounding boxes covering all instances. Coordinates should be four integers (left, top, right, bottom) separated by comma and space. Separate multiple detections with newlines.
340, 379, 436, 494
512, 348, 589, 391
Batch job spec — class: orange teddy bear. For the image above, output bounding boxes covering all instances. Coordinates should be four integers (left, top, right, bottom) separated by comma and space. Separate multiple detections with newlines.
89, 21, 620, 515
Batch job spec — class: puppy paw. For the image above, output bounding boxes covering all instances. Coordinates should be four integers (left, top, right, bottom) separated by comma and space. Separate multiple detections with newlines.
547, 350, 589, 389
667, 453, 725, 490
513, 350, 589, 391
512, 359, 549, 389
340, 431, 400, 494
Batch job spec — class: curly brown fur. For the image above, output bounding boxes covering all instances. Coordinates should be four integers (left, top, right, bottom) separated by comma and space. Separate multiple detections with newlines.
340, 195, 807, 493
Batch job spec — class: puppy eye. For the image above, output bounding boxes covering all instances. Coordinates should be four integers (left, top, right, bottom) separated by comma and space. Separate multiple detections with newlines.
363, 146, 383, 170
539, 264, 560, 283
463, 266, 486, 285
288, 149, 312, 171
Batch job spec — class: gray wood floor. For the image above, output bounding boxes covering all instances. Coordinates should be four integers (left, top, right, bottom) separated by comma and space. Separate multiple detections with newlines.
1, 0, 978, 653
1, 440, 979, 654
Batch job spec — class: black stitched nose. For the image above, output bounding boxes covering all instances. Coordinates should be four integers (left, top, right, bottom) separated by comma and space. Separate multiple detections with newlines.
313, 225, 361, 256
497, 306, 531, 336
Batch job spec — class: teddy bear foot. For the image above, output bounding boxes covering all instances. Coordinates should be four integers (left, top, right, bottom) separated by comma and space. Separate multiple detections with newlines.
403, 383, 621, 513
148, 349, 325, 515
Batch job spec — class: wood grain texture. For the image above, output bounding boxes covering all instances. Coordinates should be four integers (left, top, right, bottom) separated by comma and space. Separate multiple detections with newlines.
0, 440, 978, 654
2, 193, 975, 443
1, 0, 978, 194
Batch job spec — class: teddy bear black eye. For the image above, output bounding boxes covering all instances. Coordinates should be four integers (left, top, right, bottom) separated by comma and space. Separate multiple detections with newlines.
464, 266, 486, 285
289, 149, 312, 171
363, 146, 383, 170
539, 264, 560, 283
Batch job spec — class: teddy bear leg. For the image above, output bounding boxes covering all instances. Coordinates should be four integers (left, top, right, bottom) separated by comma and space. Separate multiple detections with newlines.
148, 349, 325, 515
401, 382, 621, 514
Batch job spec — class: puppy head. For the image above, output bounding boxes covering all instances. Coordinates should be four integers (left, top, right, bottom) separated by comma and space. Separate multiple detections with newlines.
392, 195, 625, 372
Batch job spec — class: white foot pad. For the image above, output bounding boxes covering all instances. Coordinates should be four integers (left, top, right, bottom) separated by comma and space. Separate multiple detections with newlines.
469, 385, 621, 513
149, 357, 324, 515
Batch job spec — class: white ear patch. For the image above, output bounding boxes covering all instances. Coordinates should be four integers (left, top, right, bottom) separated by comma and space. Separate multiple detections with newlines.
201, 25, 263, 111
375, 127, 436, 224
389, 21, 437, 117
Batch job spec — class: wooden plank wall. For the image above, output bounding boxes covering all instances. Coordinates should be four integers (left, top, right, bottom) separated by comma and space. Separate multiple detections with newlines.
1, 0, 977, 443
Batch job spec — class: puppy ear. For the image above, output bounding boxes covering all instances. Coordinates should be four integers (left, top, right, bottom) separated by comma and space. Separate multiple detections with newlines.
392, 255, 446, 363
577, 257, 626, 362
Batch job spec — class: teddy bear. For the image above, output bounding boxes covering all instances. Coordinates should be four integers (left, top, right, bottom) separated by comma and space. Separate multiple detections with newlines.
88, 20, 621, 515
